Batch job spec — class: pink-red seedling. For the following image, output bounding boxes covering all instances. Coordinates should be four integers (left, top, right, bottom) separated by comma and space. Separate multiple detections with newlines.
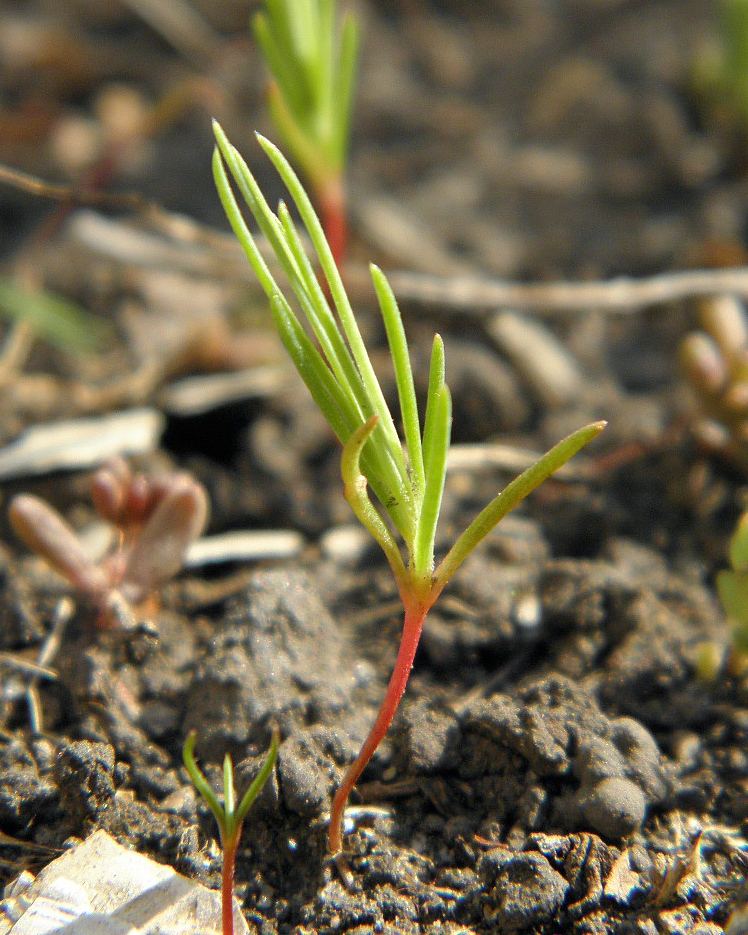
9, 457, 208, 627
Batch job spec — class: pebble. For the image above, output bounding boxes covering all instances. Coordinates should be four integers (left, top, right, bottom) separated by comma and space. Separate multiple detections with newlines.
579, 777, 647, 840
0, 409, 164, 480
488, 311, 584, 409
483, 852, 569, 930
319, 524, 372, 565
184, 529, 304, 567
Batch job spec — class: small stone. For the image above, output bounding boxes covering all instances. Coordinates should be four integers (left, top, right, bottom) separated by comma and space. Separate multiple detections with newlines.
603, 849, 645, 904
277, 729, 338, 818
656, 906, 705, 935
319, 524, 372, 564
580, 777, 647, 840
488, 311, 584, 409
484, 852, 569, 930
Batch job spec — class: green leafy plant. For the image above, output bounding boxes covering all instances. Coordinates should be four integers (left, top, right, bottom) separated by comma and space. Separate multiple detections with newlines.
212, 122, 606, 854
183, 725, 280, 935
253, 0, 358, 265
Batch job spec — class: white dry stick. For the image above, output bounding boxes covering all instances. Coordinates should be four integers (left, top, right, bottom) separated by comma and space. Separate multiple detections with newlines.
70, 206, 748, 318
25, 597, 74, 734
382, 266, 748, 317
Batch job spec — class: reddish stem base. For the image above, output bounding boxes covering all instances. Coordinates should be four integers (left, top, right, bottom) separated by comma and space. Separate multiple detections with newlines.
222, 838, 237, 935
328, 599, 431, 854
319, 180, 347, 270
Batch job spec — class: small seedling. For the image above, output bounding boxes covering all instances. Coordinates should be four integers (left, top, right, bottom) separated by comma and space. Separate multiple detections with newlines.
693, 0, 748, 128
212, 123, 605, 854
183, 726, 280, 935
9, 457, 208, 628
716, 509, 748, 670
253, 0, 358, 265
680, 294, 748, 468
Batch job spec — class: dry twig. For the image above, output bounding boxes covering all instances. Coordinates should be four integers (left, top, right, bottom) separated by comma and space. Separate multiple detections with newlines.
379, 266, 748, 316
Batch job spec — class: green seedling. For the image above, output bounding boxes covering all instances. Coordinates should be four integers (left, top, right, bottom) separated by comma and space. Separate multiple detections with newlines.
183, 726, 280, 935
253, 0, 358, 265
212, 122, 606, 855
716, 509, 748, 670
680, 294, 748, 468
9, 456, 208, 628
694, 0, 748, 128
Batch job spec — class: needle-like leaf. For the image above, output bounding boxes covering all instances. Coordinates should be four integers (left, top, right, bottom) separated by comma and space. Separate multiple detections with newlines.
434, 421, 607, 590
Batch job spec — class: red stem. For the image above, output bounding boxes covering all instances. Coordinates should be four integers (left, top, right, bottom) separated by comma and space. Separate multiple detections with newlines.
222, 835, 238, 935
319, 178, 347, 269
328, 599, 430, 854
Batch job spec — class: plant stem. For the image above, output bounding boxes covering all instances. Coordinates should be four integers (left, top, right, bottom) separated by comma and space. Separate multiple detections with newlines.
328, 594, 435, 854
318, 176, 347, 268
222, 834, 238, 935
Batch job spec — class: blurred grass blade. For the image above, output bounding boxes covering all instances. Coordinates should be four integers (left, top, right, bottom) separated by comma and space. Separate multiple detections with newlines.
0, 278, 110, 352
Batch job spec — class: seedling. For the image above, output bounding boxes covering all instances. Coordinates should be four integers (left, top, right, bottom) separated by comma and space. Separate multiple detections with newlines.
212, 123, 605, 854
693, 0, 748, 128
253, 0, 358, 265
9, 457, 208, 628
680, 294, 748, 468
183, 726, 280, 935
716, 509, 748, 668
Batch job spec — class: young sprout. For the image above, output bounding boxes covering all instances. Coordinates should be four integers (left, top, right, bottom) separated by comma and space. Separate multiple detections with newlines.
680, 294, 748, 468
714, 510, 748, 675
253, 0, 358, 265
693, 0, 748, 128
212, 122, 606, 855
183, 726, 280, 935
8, 457, 208, 628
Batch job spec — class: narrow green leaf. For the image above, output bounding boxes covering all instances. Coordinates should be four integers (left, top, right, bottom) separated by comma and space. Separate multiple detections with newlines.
413, 384, 451, 580
183, 730, 226, 838
276, 202, 368, 408
421, 335, 446, 483
371, 264, 424, 500
434, 421, 606, 590
317, 0, 334, 109
235, 724, 281, 826
718, 569, 748, 626
255, 133, 411, 498
214, 128, 307, 293
253, 13, 309, 118
332, 13, 359, 165
729, 512, 748, 572
223, 755, 235, 820
216, 125, 414, 536
269, 294, 405, 532
212, 146, 278, 297
0, 278, 110, 352
255, 137, 405, 460
342, 416, 408, 587
268, 293, 356, 442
